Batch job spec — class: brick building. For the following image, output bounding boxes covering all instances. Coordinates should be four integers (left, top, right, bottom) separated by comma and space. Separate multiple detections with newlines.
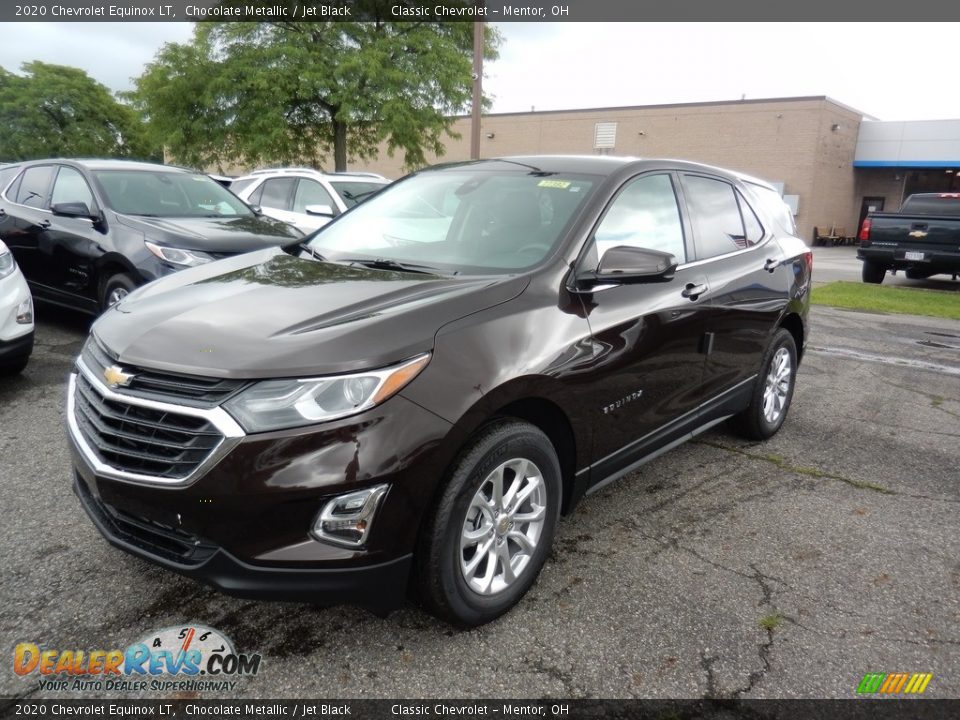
346, 96, 960, 245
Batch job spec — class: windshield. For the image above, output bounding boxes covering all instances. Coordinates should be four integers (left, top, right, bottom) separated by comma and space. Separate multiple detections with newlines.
94, 170, 253, 218
329, 181, 388, 208
308, 167, 596, 274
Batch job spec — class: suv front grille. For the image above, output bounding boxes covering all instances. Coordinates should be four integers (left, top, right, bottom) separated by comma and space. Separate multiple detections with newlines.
73, 372, 224, 480
82, 338, 246, 408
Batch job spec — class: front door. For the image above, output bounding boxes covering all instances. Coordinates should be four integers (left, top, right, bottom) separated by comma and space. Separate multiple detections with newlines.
575, 172, 710, 484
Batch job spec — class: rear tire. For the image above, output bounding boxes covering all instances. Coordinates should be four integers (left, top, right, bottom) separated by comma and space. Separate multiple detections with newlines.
416, 420, 561, 627
101, 273, 138, 312
731, 328, 797, 441
861, 260, 886, 284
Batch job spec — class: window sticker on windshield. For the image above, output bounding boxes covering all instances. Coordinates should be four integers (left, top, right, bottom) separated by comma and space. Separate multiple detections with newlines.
538, 179, 572, 189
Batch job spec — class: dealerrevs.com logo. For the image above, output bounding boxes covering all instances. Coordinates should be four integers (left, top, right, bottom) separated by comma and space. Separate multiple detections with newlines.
13, 625, 261, 693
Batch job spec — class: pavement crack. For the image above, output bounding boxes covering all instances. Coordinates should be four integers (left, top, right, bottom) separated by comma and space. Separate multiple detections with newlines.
694, 440, 895, 494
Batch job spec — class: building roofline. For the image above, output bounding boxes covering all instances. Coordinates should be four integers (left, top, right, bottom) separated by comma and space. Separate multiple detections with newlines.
452, 96, 869, 121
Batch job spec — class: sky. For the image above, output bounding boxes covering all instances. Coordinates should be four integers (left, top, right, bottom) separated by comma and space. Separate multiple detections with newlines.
3, 21, 960, 122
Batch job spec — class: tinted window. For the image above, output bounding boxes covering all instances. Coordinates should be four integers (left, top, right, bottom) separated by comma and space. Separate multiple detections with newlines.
737, 191, 764, 246
594, 174, 686, 263
293, 179, 335, 214
259, 178, 295, 211
900, 194, 960, 216
683, 175, 745, 259
247, 182, 265, 206
330, 181, 387, 208
16, 165, 55, 209
51, 167, 96, 211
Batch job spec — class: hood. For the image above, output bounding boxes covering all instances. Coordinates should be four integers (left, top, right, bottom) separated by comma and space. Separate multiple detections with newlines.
116, 213, 301, 253
92, 248, 528, 378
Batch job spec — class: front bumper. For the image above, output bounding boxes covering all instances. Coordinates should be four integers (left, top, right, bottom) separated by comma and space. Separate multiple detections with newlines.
73, 473, 411, 612
66, 365, 454, 611
0, 330, 33, 366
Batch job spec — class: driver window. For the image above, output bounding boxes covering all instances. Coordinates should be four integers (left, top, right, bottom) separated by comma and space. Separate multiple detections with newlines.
594, 174, 686, 265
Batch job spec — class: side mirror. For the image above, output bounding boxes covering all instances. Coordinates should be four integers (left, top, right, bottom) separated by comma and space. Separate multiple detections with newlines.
580, 246, 678, 287
305, 204, 335, 218
51, 201, 95, 219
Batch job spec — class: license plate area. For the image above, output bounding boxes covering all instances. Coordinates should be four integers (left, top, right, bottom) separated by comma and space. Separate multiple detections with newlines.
904, 251, 926, 261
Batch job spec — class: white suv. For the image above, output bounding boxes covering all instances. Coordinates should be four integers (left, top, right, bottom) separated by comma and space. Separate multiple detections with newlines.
0, 239, 34, 375
230, 168, 390, 233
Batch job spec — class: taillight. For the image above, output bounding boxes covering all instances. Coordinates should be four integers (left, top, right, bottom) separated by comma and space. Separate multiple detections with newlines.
858, 217, 872, 243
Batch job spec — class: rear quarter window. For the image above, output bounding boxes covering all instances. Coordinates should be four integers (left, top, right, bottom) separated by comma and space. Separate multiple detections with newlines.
900, 195, 960, 216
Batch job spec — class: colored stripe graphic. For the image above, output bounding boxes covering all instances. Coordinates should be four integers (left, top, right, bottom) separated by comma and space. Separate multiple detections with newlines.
857, 672, 932, 694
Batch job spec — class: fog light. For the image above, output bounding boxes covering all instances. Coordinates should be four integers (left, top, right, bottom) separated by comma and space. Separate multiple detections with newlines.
312, 484, 389, 548
16, 297, 32, 325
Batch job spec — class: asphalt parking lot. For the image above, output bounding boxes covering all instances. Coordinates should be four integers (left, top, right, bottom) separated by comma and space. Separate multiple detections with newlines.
2, 286, 959, 700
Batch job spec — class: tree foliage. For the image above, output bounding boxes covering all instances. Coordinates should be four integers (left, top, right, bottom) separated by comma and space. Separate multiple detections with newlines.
0, 61, 157, 161
129, 11, 499, 172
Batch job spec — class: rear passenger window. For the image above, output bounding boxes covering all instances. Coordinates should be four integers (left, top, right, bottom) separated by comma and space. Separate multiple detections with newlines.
16, 165, 55, 209
682, 175, 745, 259
737, 192, 765, 246
593, 174, 686, 263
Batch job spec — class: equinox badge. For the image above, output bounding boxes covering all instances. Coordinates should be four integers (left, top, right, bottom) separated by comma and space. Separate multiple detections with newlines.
103, 365, 135, 388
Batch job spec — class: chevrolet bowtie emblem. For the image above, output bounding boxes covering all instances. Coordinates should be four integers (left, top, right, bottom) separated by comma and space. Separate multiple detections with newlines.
103, 365, 135, 388
908, 230, 928, 238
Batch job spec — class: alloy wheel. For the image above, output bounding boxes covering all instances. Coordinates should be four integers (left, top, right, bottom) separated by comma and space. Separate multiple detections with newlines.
762, 347, 792, 424
459, 457, 547, 596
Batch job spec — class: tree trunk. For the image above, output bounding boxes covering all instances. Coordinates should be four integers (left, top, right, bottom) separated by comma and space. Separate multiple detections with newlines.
333, 119, 347, 172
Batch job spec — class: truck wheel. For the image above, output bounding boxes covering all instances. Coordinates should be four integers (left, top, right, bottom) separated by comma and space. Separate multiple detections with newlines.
416, 420, 561, 627
861, 260, 886, 284
101, 273, 138, 311
732, 328, 797, 441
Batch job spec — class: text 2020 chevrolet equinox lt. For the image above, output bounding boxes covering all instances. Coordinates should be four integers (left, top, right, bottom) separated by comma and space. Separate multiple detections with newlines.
66, 157, 811, 626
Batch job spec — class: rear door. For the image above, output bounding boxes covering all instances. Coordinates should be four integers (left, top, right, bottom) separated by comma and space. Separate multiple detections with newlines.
677, 173, 790, 404
577, 172, 712, 482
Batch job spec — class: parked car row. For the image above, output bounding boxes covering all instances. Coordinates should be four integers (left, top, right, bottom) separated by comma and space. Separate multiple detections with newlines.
63, 155, 811, 626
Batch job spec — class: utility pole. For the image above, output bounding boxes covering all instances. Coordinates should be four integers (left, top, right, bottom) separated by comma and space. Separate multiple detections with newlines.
470, 13, 484, 160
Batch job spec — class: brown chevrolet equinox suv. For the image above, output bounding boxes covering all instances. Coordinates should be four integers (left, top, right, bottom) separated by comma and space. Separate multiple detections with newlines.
67, 157, 811, 626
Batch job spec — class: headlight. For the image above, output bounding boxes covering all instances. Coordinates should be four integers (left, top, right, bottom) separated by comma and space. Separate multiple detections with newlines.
0, 240, 15, 278
145, 241, 213, 267
224, 353, 431, 432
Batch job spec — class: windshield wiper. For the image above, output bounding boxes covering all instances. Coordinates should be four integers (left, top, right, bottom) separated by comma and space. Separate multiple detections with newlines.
339, 257, 442, 275
298, 243, 327, 262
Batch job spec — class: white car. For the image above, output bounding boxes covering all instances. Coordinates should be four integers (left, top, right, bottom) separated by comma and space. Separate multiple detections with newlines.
0, 239, 34, 375
230, 168, 390, 234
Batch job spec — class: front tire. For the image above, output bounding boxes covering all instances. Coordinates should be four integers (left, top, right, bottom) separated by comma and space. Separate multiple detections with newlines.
732, 328, 798, 441
861, 260, 886, 284
100, 273, 138, 312
417, 420, 561, 627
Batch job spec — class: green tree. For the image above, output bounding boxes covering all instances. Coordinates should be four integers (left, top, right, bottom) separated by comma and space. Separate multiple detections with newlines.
129, 9, 499, 172
0, 61, 157, 161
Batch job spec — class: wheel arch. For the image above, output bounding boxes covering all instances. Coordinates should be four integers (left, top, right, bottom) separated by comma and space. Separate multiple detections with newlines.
778, 311, 805, 363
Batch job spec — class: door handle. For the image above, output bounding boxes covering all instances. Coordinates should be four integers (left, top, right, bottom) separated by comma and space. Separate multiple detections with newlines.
682, 282, 708, 300
764, 258, 779, 273
38, 219, 51, 229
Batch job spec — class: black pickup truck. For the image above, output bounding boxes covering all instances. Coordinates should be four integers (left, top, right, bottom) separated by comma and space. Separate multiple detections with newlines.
857, 193, 960, 284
